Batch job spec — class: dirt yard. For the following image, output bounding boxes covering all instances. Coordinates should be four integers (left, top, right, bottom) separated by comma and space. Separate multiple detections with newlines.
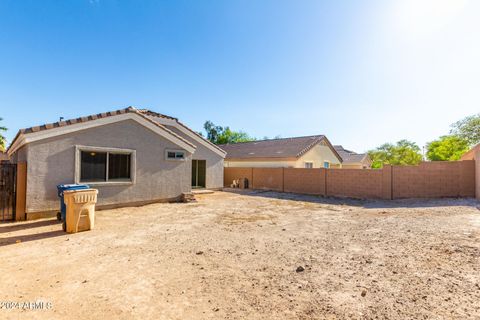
1, 190, 479, 320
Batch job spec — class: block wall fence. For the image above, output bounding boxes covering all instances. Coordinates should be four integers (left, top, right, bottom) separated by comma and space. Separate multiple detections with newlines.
224, 160, 476, 200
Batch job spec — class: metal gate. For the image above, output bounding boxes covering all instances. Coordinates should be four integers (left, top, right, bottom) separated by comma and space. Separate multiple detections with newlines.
0, 163, 16, 221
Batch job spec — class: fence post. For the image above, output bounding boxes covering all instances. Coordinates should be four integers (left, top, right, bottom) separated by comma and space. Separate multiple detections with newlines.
16, 162, 27, 221
324, 168, 328, 197
382, 165, 393, 200
474, 149, 480, 200
251, 167, 254, 189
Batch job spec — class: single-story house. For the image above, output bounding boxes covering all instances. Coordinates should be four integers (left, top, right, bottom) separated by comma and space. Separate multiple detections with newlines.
334, 145, 372, 169
219, 135, 343, 169
7, 107, 226, 220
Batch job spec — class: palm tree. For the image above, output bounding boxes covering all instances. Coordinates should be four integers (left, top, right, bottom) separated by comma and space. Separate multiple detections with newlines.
0, 117, 7, 151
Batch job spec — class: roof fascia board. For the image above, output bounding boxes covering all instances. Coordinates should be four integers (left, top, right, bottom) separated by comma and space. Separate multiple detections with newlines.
146, 116, 227, 158
8, 113, 196, 155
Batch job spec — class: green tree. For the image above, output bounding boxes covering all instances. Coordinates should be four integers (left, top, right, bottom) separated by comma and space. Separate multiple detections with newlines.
368, 140, 422, 169
450, 113, 480, 146
0, 117, 7, 151
426, 135, 469, 161
203, 121, 255, 145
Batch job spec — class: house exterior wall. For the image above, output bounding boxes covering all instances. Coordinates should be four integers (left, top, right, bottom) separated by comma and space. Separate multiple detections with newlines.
166, 126, 224, 189
21, 119, 192, 214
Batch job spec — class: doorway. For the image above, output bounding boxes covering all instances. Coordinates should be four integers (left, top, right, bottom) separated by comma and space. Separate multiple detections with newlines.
0, 163, 16, 221
192, 160, 206, 189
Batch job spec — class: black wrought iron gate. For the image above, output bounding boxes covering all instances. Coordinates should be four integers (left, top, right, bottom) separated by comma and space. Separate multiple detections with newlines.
0, 163, 16, 221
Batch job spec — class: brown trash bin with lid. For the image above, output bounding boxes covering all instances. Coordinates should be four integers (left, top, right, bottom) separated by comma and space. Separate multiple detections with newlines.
63, 189, 98, 233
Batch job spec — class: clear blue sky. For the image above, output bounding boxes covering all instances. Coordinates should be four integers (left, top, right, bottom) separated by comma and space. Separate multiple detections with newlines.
1, 0, 479, 152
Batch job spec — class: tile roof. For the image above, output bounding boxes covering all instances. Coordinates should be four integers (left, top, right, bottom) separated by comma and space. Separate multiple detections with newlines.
334, 145, 369, 164
18, 107, 140, 135
219, 135, 340, 160
8, 106, 197, 152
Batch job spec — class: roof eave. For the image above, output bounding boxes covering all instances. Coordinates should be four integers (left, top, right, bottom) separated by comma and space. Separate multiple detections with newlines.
8, 111, 197, 156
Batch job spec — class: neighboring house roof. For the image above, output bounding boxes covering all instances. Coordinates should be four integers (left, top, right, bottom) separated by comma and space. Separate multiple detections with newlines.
219, 135, 342, 162
7, 107, 199, 156
334, 145, 371, 165
460, 143, 480, 160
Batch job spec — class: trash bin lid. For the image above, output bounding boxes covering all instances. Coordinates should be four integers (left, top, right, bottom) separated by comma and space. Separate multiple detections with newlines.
57, 184, 90, 196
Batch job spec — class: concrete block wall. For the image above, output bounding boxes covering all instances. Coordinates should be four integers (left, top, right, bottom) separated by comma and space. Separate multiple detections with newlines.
252, 168, 284, 192
284, 168, 326, 195
326, 168, 384, 199
392, 161, 475, 199
224, 167, 253, 187
224, 160, 476, 200
476, 151, 480, 199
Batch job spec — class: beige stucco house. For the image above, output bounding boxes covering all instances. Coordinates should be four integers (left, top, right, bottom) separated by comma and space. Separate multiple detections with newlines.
7, 107, 226, 219
219, 135, 343, 169
334, 145, 372, 169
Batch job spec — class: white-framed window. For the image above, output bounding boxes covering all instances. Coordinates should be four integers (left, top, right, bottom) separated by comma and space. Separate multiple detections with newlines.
304, 162, 313, 169
323, 161, 330, 168
165, 149, 186, 161
75, 146, 136, 186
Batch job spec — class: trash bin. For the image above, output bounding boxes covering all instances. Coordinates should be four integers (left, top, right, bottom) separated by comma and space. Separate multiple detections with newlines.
57, 184, 90, 229
63, 189, 98, 234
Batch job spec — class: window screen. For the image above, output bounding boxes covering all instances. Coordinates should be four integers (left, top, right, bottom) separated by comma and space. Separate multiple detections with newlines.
166, 150, 185, 160
108, 153, 131, 180
81, 151, 107, 182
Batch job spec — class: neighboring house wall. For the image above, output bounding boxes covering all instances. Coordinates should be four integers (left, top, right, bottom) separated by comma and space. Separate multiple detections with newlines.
166, 126, 224, 189
296, 144, 342, 168
342, 163, 365, 169
20, 119, 192, 214
225, 160, 296, 168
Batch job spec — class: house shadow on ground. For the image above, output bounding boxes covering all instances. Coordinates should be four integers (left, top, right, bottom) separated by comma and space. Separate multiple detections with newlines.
0, 219, 65, 247
223, 188, 480, 209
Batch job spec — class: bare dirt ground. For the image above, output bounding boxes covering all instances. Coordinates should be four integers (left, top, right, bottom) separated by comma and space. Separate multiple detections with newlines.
1, 190, 479, 320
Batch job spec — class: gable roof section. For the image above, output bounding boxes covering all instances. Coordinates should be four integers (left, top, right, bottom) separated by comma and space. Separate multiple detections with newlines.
7, 107, 196, 156
138, 109, 227, 158
219, 135, 342, 162
334, 145, 370, 164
